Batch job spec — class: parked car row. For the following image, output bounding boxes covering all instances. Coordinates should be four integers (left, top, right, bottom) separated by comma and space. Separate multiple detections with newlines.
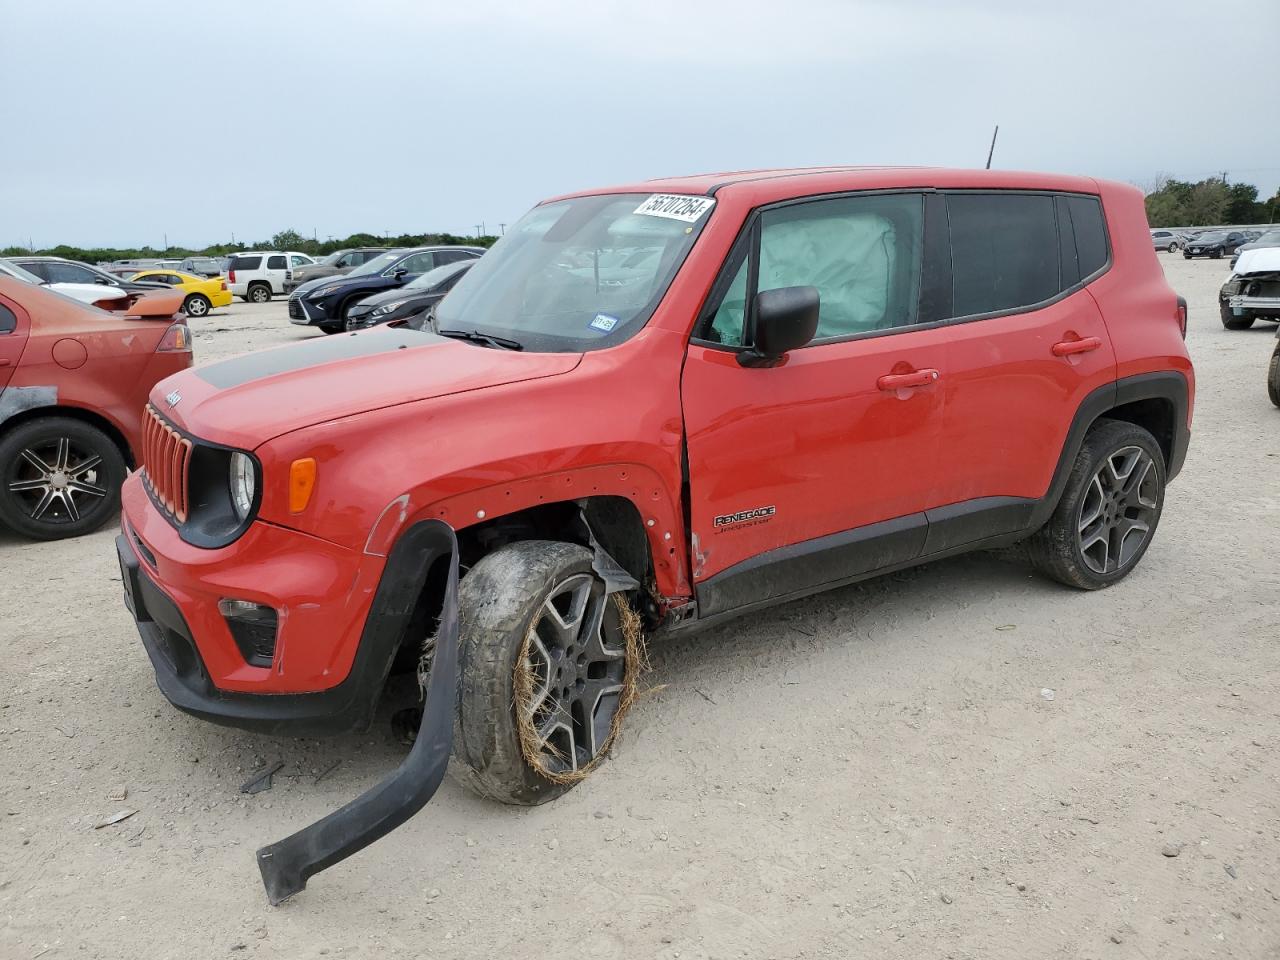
1150, 227, 1273, 257
287, 245, 484, 333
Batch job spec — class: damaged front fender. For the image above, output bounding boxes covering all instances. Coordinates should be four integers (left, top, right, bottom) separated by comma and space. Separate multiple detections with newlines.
255, 520, 460, 904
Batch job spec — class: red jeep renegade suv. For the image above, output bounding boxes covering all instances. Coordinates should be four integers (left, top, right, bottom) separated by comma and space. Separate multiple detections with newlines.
115, 168, 1192, 900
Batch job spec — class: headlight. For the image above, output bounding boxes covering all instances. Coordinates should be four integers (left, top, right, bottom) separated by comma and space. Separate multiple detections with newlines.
311, 284, 344, 299
230, 452, 256, 521
372, 299, 408, 317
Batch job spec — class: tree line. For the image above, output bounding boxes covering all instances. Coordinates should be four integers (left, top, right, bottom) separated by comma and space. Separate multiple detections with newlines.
1144, 177, 1280, 228
0, 228, 499, 264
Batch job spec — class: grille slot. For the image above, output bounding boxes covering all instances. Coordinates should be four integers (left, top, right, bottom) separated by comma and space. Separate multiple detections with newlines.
141, 404, 193, 522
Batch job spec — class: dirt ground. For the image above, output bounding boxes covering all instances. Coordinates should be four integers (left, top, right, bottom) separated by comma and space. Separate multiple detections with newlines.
1, 255, 1277, 960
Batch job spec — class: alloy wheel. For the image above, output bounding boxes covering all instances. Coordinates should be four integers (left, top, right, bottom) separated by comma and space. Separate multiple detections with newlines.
186, 296, 209, 317
1076, 445, 1160, 575
520, 574, 626, 774
6, 437, 108, 525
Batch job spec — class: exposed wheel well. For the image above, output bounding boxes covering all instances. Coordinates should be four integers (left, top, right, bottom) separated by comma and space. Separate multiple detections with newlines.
0, 406, 134, 468
389, 495, 656, 677
1099, 397, 1175, 469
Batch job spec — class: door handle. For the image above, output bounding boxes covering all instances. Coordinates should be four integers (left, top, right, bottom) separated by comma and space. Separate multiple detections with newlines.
877, 369, 940, 391
1051, 336, 1102, 357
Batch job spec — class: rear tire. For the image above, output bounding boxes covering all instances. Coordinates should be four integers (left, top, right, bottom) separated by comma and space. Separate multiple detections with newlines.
0, 417, 126, 541
1221, 302, 1255, 330
1027, 419, 1165, 591
248, 283, 271, 303
1268, 343, 1280, 408
453, 541, 632, 806
183, 293, 211, 318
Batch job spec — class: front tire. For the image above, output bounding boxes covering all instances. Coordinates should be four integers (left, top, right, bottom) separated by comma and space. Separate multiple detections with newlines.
453, 541, 633, 806
0, 417, 126, 540
1268, 343, 1280, 408
1027, 419, 1165, 590
183, 293, 211, 318
1167, 242, 1178, 253
318, 322, 345, 335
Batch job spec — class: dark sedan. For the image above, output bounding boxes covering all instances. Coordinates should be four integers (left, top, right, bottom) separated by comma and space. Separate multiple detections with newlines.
287, 246, 483, 334
1183, 231, 1249, 260
345, 259, 476, 331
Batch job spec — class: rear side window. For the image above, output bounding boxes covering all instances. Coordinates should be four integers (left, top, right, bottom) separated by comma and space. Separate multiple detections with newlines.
230, 255, 262, 270
947, 193, 1058, 317
266, 255, 287, 269
0, 303, 16, 334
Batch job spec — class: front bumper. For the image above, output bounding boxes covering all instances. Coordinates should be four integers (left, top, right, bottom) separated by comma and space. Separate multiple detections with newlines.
1228, 295, 1280, 314
117, 475, 393, 735
287, 295, 331, 326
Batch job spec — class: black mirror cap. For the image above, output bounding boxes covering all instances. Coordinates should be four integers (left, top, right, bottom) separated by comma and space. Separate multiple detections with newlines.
738, 285, 820, 368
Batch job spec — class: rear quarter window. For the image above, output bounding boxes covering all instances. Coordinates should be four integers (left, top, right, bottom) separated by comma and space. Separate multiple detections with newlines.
0, 303, 16, 334
230, 255, 262, 270
1062, 195, 1108, 278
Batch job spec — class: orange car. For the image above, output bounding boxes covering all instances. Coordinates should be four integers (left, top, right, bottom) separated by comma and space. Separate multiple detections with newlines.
0, 274, 192, 539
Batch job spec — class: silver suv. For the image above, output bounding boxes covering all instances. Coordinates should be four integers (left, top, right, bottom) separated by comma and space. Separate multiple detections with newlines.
283, 247, 389, 293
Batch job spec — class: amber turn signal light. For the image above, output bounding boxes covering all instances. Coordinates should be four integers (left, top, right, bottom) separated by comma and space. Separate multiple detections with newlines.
289, 458, 317, 513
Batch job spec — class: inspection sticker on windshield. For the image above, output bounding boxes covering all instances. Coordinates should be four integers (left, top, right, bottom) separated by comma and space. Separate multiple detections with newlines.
590, 313, 619, 332
634, 194, 715, 223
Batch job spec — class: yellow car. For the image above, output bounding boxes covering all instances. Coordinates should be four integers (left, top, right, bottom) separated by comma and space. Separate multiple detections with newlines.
128, 269, 233, 318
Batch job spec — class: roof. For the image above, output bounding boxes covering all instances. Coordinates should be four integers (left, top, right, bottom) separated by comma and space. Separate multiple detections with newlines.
546, 166, 1103, 206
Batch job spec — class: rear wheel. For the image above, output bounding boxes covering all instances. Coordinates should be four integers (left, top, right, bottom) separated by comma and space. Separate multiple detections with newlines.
0, 417, 126, 540
453, 541, 634, 805
1210, 249, 1222, 260
1167, 242, 1178, 252
183, 293, 211, 318
1221, 301, 1255, 330
1268, 342, 1280, 408
1027, 419, 1164, 590
248, 283, 271, 303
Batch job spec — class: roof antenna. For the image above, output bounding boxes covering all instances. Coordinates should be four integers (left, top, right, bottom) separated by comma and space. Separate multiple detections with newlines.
985, 124, 999, 170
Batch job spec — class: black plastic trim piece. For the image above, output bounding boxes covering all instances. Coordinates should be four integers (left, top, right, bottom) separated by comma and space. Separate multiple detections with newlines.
695, 513, 927, 619
922, 496, 1035, 555
255, 522, 459, 905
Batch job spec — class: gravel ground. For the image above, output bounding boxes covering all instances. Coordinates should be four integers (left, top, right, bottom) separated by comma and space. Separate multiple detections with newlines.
2, 256, 1277, 960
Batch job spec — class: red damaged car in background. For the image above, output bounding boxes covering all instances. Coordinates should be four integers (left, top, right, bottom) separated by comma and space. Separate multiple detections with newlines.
0, 263, 192, 540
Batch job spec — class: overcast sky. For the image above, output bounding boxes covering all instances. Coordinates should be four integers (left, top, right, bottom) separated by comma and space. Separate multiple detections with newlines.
2, 0, 1277, 249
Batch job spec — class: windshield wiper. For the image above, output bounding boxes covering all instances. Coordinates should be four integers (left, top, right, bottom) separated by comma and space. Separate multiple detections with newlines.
435, 328, 524, 351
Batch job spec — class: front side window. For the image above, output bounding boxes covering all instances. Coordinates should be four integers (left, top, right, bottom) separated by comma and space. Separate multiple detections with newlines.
704, 192, 924, 347
947, 193, 1058, 317
392, 252, 435, 275
405, 259, 472, 292
46, 262, 97, 285
434, 193, 714, 352
348, 251, 409, 277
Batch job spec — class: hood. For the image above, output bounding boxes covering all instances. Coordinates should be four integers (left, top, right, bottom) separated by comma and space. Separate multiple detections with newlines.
151, 326, 582, 448
290, 276, 332, 297
1234, 247, 1280, 276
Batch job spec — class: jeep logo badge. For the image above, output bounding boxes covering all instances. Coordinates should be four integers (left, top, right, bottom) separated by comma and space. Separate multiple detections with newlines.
165, 390, 181, 408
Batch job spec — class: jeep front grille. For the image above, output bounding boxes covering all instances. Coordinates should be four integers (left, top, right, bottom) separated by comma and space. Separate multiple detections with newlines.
141, 404, 193, 522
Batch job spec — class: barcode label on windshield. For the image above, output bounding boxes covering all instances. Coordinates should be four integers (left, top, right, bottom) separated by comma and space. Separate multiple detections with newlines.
633, 194, 715, 223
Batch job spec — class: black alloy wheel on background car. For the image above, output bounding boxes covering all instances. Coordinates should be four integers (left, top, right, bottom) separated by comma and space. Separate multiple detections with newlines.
0, 417, 126, 540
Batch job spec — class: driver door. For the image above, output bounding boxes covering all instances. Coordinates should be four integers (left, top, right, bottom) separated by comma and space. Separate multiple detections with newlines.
680, 190, 949, 617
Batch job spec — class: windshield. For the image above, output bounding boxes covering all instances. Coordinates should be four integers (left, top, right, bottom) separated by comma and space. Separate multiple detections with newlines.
1253, 230, 1280, 244
347, 250, 410, 278
1197, 232, 1227, 242
405, 259, 472, 291
0, 259, 44, 284
434, 193, 714, 351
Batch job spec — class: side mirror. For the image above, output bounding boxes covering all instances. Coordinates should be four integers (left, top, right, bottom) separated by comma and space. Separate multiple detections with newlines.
392, 267, 408, 279
95, 277, 110, 284
737, 285, 820, 368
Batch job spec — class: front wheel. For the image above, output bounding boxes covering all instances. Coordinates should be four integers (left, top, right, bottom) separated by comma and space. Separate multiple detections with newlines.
183, 293, 211, 318
1027, 419, 1165, 590
1268, 342, 1280, 408
318, 322, 345, 335
1167, 242, 1178, 253
453, 541, 636, 805
1210, 249, 1222, 260
0, 417, 126, 540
